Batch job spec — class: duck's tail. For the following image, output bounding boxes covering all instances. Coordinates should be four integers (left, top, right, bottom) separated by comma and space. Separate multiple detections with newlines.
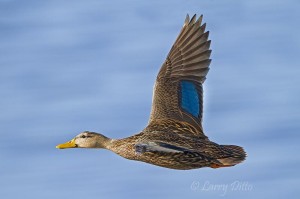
210, 145, 246, 168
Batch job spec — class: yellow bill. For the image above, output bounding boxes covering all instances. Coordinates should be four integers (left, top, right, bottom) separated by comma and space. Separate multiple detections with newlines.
56, 138, 77, 149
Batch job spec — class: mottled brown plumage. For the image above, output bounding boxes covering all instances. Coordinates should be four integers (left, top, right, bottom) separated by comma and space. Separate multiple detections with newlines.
56, 14, 246, 170
150, 14, 211, 132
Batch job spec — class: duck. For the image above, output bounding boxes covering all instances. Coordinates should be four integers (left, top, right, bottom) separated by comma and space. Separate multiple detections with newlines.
56, 14, 246, 170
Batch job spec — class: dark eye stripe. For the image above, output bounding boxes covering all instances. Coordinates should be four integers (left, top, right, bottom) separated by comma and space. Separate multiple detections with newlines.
81, 135, 92, 138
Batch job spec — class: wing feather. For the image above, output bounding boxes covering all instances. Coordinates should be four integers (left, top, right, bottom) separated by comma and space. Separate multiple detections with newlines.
148, 14, 211, 135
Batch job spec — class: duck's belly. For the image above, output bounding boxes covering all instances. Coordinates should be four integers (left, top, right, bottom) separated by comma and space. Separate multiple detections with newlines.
133, 153, 209, 170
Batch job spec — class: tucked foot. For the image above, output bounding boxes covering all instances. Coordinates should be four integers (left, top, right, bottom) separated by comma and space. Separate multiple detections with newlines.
135, 144, 148, 155
210, 163, 233, 169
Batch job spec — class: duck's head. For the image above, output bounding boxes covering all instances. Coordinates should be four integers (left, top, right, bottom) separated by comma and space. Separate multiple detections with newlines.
56, 131, 110, 149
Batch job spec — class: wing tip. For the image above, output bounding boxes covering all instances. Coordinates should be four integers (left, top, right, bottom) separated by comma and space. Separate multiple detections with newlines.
184, 14, 190, 26
184, 14, 204, 27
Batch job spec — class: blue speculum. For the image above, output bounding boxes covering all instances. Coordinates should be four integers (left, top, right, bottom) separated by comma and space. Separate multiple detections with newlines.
180, 81, 200, 117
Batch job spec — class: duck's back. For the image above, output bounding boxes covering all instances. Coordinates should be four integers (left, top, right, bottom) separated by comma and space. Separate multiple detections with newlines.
117, 119, 244, 170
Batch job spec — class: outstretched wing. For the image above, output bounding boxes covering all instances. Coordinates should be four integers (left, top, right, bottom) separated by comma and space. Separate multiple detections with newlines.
148, 14, 211, 135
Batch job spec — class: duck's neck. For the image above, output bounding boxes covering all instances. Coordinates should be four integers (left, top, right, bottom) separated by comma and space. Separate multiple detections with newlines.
93, 134, 113, 149
105, 138, 122, 151
104, 137, 137, 160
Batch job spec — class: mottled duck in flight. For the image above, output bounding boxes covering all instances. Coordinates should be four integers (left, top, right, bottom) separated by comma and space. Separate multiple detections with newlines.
56, 14, 246, 170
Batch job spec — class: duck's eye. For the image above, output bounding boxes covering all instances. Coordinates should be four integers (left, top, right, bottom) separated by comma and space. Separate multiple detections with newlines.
81, 135, 86, 138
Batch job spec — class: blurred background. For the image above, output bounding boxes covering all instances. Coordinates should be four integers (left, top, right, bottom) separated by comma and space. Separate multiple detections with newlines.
0, 0, 299, 198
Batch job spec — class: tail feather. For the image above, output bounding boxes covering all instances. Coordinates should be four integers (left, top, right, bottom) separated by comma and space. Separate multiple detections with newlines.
212, 145, 246, 168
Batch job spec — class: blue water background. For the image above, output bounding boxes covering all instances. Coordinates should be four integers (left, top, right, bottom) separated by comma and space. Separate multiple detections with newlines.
0, 0, 299, 198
